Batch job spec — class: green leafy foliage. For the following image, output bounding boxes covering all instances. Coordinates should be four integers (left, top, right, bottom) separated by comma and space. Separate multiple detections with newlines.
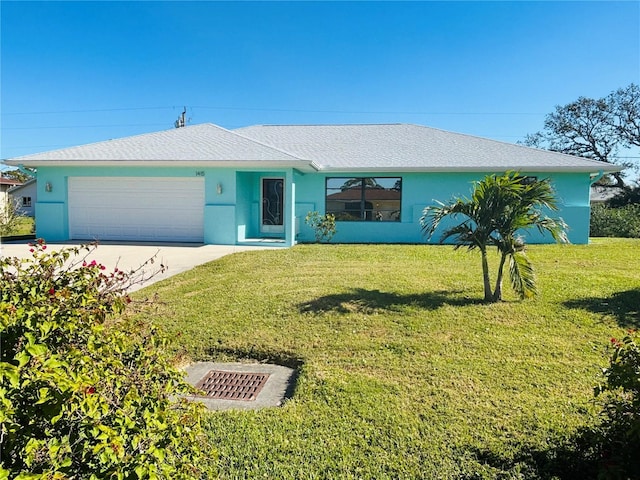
0, 240, 214, 479
305, 211, 337, 243
591, 332, 640, 478
421, 172, 568, 302
1, 169, 34, 184
0, 198, 27, 237
590, 204, 640, 238
606, 184, 640, 208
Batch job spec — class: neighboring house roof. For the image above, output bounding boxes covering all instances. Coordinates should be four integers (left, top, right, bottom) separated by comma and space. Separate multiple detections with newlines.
4, 122, 621, 174
327, 188, 401, 201
0, 177, 22, 187
4, 123, 317, 170
235, 124, 621, 173
590, 185, 624, 203
7, 177, 36, 194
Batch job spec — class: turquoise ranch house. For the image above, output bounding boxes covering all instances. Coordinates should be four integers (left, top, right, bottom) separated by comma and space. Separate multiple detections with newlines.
4, 123, 620, 246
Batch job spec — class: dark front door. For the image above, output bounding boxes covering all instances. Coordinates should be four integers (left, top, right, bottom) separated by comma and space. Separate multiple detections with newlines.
261, 178, 284, 234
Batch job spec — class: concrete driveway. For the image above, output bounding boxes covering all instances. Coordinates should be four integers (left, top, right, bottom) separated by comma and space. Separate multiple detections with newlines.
0, 241, 274, 291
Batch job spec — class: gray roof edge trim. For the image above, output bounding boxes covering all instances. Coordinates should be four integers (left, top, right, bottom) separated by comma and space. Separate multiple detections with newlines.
3, 159, 317, 170
317, 165, 623, 174
4, 159, 28, 166
6, 158, 620, 175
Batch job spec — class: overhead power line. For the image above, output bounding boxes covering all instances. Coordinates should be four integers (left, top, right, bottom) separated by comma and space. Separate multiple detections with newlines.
2, 123, 171, 130
2, 104, 547, 117
1, 106, 177, 116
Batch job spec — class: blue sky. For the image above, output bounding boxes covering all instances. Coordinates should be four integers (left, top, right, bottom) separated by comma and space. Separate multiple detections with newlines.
1, 1, 638, 165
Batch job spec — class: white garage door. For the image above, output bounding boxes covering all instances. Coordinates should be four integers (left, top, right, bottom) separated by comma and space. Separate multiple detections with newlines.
68, 177, 205, 242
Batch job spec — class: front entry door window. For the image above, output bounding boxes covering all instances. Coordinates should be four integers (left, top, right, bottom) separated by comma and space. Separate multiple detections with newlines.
261, 178, 284, 234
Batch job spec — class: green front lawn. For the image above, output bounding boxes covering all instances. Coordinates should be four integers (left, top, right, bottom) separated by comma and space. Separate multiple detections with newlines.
1, 216, 34, 236
134, 239, 640, 479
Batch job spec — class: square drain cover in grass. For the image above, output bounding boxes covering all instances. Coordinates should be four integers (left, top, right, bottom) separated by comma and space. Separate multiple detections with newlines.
195, 370, 271, 401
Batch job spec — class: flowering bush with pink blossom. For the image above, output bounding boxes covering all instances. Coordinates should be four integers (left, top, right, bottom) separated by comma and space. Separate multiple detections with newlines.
0, 240, 214, 478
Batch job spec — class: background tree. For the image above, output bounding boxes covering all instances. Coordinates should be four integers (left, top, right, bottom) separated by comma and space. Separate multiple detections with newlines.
522, 84, 640, 187
611, 83, 640, 150
421, 172, 568, 302
1, 168, 35, 184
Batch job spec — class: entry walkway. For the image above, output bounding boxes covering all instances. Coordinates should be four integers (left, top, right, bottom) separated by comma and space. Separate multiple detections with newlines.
0, 241, 275, 291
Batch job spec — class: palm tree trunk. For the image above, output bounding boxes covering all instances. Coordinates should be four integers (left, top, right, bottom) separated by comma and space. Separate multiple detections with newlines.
481, 248, 493, 302
493, 252, 508, 302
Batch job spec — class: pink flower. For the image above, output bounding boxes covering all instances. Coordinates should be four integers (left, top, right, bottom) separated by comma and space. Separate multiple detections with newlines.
48, 288, 55, 295
85, 386, 96, 395
42, 245, 47, 250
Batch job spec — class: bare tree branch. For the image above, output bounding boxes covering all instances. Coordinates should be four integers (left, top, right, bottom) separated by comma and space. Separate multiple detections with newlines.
521, 84, 640, 188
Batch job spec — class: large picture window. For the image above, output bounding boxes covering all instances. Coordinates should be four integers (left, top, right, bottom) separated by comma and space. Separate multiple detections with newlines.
326, 177, 401, 222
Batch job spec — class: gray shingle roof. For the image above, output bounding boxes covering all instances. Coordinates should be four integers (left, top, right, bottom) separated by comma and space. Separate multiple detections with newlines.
5, 123, 309, 165
5, 122, 620, 174
235, 123, 620, 173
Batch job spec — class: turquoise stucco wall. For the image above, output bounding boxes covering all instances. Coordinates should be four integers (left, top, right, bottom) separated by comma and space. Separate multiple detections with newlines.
35, 166, 237, 243
33, 167, 593, 245
295, 170, 593, 244
35, 166, 298, 246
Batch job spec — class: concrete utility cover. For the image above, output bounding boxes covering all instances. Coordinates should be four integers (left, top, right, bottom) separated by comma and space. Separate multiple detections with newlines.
184, 362, 296, 411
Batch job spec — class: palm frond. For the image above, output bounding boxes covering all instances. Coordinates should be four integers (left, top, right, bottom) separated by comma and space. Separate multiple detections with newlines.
421, 199, 474, 239
440, 222, 478, 249
509, 251, 537, 299
535, 216, 570, 244
422, 172, 566, 302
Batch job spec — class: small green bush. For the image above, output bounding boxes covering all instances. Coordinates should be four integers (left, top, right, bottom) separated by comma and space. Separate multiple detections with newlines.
0, 198, 26, 237
589, 332, 640, 478
305, 211, 337, 243
590, 204, 640, 238
0, 241, 214, 479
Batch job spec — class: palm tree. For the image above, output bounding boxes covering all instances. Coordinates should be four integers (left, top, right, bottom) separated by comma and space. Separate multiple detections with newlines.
420, 172, 568, 302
